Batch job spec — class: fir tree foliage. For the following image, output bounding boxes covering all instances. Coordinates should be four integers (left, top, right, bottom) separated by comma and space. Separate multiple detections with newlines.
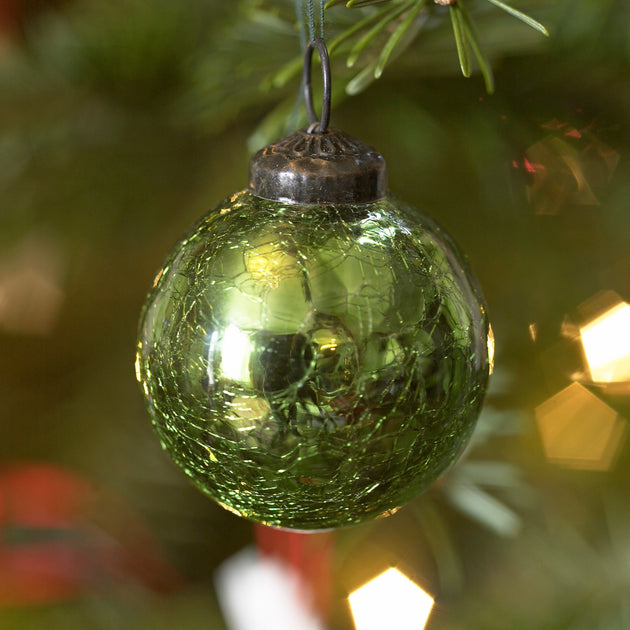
322, 0, 547, 94
218, 0, 551, 144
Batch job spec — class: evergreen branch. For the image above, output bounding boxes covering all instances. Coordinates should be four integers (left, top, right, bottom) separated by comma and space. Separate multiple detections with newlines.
269, 3, 387, 87
327, 0, 547, 88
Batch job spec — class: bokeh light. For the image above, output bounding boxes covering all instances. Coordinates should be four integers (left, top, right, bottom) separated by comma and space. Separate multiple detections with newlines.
349, 568, 434, 630
535, 382, 627, 471
0, 233, 65, 336
580, 298, 630, 385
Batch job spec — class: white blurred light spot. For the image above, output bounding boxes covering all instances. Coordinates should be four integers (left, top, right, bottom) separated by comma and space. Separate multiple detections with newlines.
580, 301, 630, 383
215, 547, 324, 630
349, 568, 434, 630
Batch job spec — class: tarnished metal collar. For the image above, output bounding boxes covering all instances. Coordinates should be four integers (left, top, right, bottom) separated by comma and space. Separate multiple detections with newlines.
248, 128, 388, 205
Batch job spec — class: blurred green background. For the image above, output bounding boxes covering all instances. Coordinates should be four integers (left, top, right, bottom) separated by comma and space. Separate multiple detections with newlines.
0, 0, 629, 628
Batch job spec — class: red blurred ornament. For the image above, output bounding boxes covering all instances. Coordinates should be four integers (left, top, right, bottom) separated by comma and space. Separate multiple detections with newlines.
255, 524, 335, 622
0, 463, 182, 607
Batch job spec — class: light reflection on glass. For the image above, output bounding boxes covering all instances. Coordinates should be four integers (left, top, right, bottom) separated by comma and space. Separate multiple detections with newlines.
349, 568, 434, 630
524, 136, 597, 214
220, 324, 254, 383
487, 324, 495, 375
245, 241, 298, 289
517, 120, 620, 215
580, 299, 630, 384
535, 382, 627, 471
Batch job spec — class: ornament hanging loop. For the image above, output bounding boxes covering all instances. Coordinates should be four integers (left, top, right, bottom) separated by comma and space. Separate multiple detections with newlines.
303, 38, 331, 134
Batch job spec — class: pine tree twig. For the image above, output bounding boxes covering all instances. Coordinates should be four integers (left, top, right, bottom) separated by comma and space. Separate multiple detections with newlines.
270, 0, 548, 99
327, 0, 548, 90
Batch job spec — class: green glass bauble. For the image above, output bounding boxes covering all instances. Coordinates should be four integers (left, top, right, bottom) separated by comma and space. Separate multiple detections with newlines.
136, 129, 489, 530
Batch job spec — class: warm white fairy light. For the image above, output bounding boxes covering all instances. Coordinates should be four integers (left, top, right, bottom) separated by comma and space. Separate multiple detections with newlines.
535, 382, 626, 471
349, 568, 434, 630
580, 301, 630, 383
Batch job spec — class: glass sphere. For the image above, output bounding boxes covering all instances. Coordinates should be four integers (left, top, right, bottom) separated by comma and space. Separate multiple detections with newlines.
136, 191, 489, 529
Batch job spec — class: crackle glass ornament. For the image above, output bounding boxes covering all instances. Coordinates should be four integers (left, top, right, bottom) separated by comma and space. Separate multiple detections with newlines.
136, 39, 490, 530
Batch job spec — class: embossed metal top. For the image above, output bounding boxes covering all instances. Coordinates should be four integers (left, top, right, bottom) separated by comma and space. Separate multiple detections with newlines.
248, 128, 388, 205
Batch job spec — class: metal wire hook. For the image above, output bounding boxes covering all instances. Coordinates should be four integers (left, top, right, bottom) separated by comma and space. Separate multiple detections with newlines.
303, 37, 331, 134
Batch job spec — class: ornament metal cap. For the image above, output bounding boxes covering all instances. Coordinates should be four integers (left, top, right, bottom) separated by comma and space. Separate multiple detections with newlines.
249, 128, 387, 205
248, 38, 388, 205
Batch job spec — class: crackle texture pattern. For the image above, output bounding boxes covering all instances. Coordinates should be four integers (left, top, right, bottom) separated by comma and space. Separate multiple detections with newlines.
136, 191, 489, 529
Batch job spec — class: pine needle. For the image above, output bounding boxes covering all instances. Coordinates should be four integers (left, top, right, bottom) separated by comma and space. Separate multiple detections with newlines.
449, 4, 471, 78
347, 0, 396, 6
485, 0, 549, 36
346, 0, 413, 68
346, 63, 377, 94
459, 1, 495, 93
328, 2, 397, 53
375, 0, 426, 78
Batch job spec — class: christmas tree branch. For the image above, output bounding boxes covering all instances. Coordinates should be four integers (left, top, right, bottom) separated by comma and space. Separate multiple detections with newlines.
326, 0, 548, 92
